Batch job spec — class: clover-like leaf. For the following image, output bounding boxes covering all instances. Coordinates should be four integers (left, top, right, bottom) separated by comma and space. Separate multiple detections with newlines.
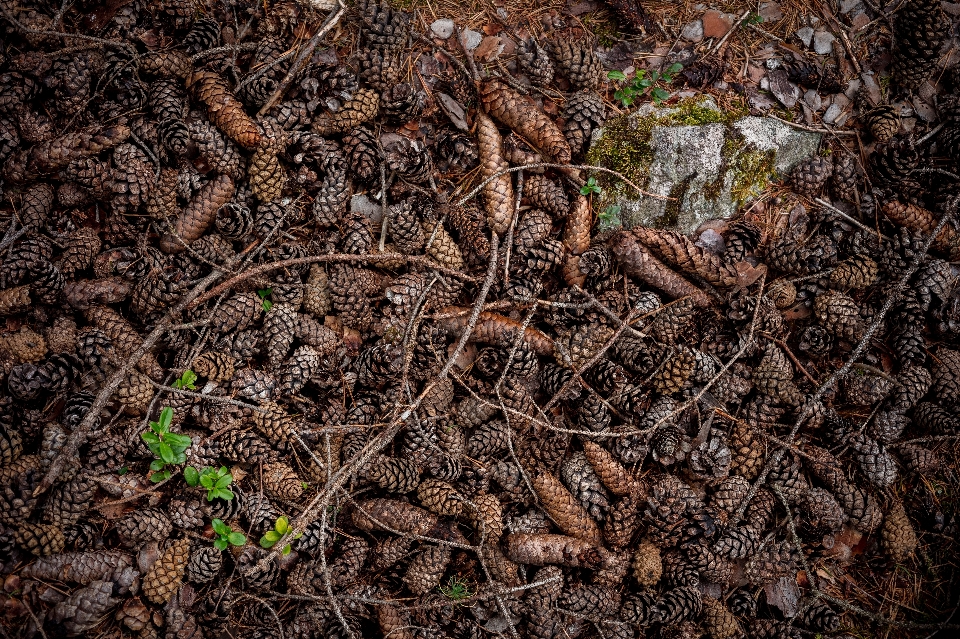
275, 516, 289, 535
150, 470, 169, 483
212, 519, 229, 535
184, 466, 200, 486
214, 538, 228, 551
228, 532, 246, 546
150, 459, 165, 472
607, 70, 627, 81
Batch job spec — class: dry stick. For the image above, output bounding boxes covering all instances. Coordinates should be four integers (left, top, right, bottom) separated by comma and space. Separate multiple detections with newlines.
35, 267, 225, 496
815, 197, 892, 241
257, 0, 346, 116
145, 377, 270, 413
762, 333, 819, 386
730, 205, 958, 527
273, 234, 501, 555
765, 113, 859, 136
190, 252, 477, 308
502, 170, 524, 288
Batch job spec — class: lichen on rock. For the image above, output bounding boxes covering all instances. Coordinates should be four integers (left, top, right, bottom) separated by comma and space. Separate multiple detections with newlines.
586, 96, 821, 233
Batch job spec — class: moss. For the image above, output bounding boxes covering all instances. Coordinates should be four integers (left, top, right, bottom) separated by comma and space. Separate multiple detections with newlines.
656, 176, 691, 228
730, 147, 776, 203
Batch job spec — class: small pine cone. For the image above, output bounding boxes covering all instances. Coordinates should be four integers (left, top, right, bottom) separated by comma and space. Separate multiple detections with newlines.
790, 155, 833, 198
869, 408, 909, 442
343, 126, 382, 182
815, 290, 865, 342
863, 105, 900, 143
729, 421, 764, 480
651, 346, 696, 395
891, 0, 948, 90
187, 70, 262, 148
847, 431, 897, 488
237, 546, 280, 589
524, 173, 570, 219
517, 37, 554, 87
703, 596, 741, 639
263, 302, 298, 368
0, 327, 47, 363
831, 152, 860, 202
830, 255, 879, 290
381, 82, 425, 124
724, 220, 761, 262
116, 508, 173, 545
142, 537, 191, 604
882, 500, 918, 562
365, 456, 420, 493
114, 370, 155, 415
356, 47, 402, 91
15, 523, 65, 556
422, 219, 465, 270
896, 444, 939, 474
562, 584, 620, 619
744, 488, 777, 530
159, 174, 235, 253
313, 88, 380, 135
632, 541, 662, 587
302, 266, 332, 318
403, 545, 451, 596
514, 207, 553, 250
278, 345, 322, 396
470, 492, 504, 540
232, 367, 277, 402
263, 461, 305, 501
169, 498, 206, 529
44, 475, 96, 528
801, 601, 840, 633
800, 487, 846, 536
360, 0, 411, 49
654, 586, 703, 625
329, 264, 373, 331
187, 545, 223, 583
931, 347, 960, 410
550, 38, 602, 90
253, 400, 296, 450
744, 541, 798, 585
713, 525, 760, 559
192, 351, 237, 383
388, 199, 425, 254
561, 451, 610, 521
417, 478, 463, 516
533, 469, 603, 545
368, 536, 415, 572
563, 90, 606, 159
0, 285, 31, 315
48, 579, 118, 636
19, 182, 55, 229
914, 400, 960, 433
249, 146, 285, 202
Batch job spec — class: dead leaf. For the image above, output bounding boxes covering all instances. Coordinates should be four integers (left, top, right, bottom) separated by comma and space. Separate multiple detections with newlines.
475, 36, 504, 62
437, 93, 468, 131
765, 575, 800, 618
768, 69, 800, 108
483, 22, 503, 36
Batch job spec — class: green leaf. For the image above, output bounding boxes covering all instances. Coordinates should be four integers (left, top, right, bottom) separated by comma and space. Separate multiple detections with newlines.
219, 489, 235, 501
118, 466, 128, 475
150, 459, 165, 472
158, 407, 173, 430
228, 532, 246, 546
282, 544, 291, 556
621, 94, 634, 107
258, 288, 273, 300
200, 474, 214, 488
606, 70, 627, 81
214, 538, 228, 551
141, 431, 160, 446
158, 442, 175, 464
667, 62, 684, 74
215, 474, 233, 489
652, 87, 670, 103
275, 516, 289, 534
266, 530, 282, 542
174, 370, 197, 390
172, 451, 187, 465
262, 299, 273, 312
184, 466, 200, 486
637, 78, 653, 89
165, 433, 192, 448
212, 519, 229, 535
150, 470, 169, 483
260, 536, 277, 549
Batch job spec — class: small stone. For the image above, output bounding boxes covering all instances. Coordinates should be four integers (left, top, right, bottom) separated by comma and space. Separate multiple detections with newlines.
844, 78, 861, 99
696, 229, 726, 254
823, 94, 850, 124
759, 2, 784, 21
351, 193, 382, 223
912, 96, 937, 122
804, 90, 822, 112
431, 19, 454, 39
796, 26, 815, 48
768, 69, 800, 108
682, 20, 704, 43
460, 29, 483, 52
840, 0, 863, 13
859, 72, 882, 106
852, 13, 870, 29
702, 10, 734, 38
813, 31, 835, 55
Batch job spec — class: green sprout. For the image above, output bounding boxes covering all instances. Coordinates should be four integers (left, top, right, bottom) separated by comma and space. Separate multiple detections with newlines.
598, 204, 622, 231
439, 576, 474, 602
173, 369, 197, 391
140, 407, 190, 482
258, 288, 273, 312
746, 12, 763, 25
260, 515, 301, 555
580, 176, 602, 196
184, 465, 235, 501
211, 518, 246, 551
608, 63, 683, 108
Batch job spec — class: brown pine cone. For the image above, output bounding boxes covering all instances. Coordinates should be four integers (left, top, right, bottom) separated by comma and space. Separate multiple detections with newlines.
532, 469, 603, 545
814, 290, 865, 343
143, 537, 191, 604
263, 461, 305, 501
831, 151, 860, 202
702, 596, 741, 639
550, 38, 603, 90
313, 88, 380, 135
403, 544, 451, 596
830, 254, 879, 289
49, 580, 118, 636
517, 37, 554, 87
563, 90, 606, 159
187, 69, 262, 148
15, 523, 65, 556
160, 174, 235, 253
210, 292, 263, 334
188, 119, 245, 180
116, 507, 173, 545
422, 219, 465, 271
891, 0, 948, 90
881, 500, 918, 562
863, 105, 900, 142
365, 455, 420, 493
44, 475, 96, 528
417, 478, 462, 516
187, 545, 223, 584
631, 541, 662, 587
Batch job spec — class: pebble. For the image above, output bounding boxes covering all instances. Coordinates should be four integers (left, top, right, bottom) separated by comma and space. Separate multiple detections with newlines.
702, 9, 734, 38
460, 28, 483, 51
804, 89, 822, 112
823, 94, 850, 124
681, 20, 704, 43
430, 19, 455, 39
840, 0, 863, 13
759, 1, 783, 21
796, 26, 814, 48
813, 30, 835, 55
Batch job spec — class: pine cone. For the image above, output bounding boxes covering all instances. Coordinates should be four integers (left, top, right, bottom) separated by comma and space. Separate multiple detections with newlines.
815, 290, 865, 342
360, 0, 411, 49
882, 500, 918, 562
532, 469, 603, 545
403, 544, 451, 596
187, 545, 223, 583
863, 105, 900, 143
116, 508, 173, 545
187, 70, 262, 148
517, 38, 554, 87
142, 537, 191, 604
563, 90, 605, 159
790, 155, 833, 198
365, 455, 420, 493
263, 461, 305, 501
313, 88, 380, 135
550, 38, 602, 90
654, 586, 702, 625
892, 0, 948, 90
15, 523, 65, 556
343, 126, 382, 182
49, 580, 118, 636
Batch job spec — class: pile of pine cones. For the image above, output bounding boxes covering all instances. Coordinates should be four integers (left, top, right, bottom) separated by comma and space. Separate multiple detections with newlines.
0, 0, 958, 638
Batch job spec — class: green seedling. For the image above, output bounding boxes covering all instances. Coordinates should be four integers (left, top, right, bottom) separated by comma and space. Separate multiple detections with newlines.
140, 407, 190, 482
211, 518, 246, 551
258, 288, 273, 312
173, 369, 197, 391
439, 576, 474, 602
598, 204, 622, 231
184, 465, 235, 501
746, 12, 763, 25
580, 176, 602, 196
608, 63, 683, 107
260, 515, 301, 555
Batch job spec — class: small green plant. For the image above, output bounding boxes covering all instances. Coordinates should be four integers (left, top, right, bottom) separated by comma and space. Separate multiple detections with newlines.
598, 204, 622, 231
608, 63, 683, 107
580, 176, 602, 196
260, 515, 301, 555
184, 465, 235, 501
211, 518, 246, 551
746, 12, 763, 25
140, 407, 190, 482
439, 576, 474, 602
173, 369, 197, 391
258, 288, 273, 312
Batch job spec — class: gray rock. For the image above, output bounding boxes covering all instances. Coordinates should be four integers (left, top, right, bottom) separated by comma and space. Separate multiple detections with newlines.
823, 94, 850, 124
588, 98, 821, 234
681, 20, 704, 42
460, 29, 483, 51
804, 89, 823, 112
813, 30, 835, 55
840, 0, 863, 13
768, 69, 800, 108
796, 26, 815, 48
430, 18, 455, 39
